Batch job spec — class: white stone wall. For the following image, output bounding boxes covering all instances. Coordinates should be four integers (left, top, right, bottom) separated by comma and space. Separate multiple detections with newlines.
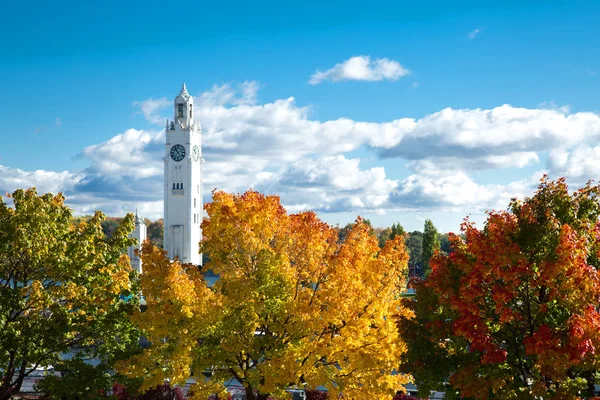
163, 85, 203, 266
128, 214, 147, 274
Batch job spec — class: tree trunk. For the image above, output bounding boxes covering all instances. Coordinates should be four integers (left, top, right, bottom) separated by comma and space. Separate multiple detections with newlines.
0, 359, 27, 400
0, 359, 16, 400
244, 384, 270, 400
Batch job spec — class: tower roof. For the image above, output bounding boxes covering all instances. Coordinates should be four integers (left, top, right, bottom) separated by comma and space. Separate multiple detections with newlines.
179, 83, 189, 97
175, 83, 191, 103
135, 208, 142, 225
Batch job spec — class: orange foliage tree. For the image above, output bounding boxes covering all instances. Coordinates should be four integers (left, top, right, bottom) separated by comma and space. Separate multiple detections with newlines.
119, 190, 412, 400
399, 177, 600, 400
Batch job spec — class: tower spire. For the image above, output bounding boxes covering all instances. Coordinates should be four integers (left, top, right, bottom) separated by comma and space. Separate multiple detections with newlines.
180, 82, 188, 96
134, 208, 142, 225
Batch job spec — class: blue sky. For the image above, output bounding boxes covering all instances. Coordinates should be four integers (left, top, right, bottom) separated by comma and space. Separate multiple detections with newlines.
1, 0, 600, 232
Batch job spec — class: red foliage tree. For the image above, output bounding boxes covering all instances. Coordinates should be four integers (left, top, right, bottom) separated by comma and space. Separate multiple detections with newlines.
399, 177, 600, 400
305, 390, 328, 400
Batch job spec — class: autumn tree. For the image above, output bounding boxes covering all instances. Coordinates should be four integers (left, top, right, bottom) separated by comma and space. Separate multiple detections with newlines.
0, 188, 141, 399
146, 218, 164, 248
399, 177, 600, 400
421, 219, 440, 277
120, 190, 411, 400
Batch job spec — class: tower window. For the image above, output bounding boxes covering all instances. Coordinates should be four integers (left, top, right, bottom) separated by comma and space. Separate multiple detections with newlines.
194, 198, 196, 208
178, 104, 184, 118
189, 104, 193, 118
173, 183, 176, 189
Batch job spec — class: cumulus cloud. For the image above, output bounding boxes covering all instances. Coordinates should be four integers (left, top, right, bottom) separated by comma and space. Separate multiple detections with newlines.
126, 90, 600, 215
379, 105, 600, 161
0, 165, 83, 195
309, 56, 411, 85
548, 145, 600, 184
79, 128, 164, 178
390, 169, 540, 212
408, 152, 540, 174
254, 155, 397, 213
4, 83, 600, 221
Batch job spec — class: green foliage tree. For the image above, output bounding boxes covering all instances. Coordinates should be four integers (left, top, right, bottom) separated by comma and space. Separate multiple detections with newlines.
391, 222, 406, 239
438, 233, 451, 255
399, 177, 600, 399
0, 188, 141, 399
337, 218, 374, 243
377, 227, 393, 248
36, 358, 114, 400
421, 219, 440, 276
101, 217, 122, 238
405, 231, 423, 277
377, 223, 406, 248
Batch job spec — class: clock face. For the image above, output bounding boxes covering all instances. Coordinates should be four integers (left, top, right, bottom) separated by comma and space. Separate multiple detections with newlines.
170, 144, 186, 162
192, 145, 200, 162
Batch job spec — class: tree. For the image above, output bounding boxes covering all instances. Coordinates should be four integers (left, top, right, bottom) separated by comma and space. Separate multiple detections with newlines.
405, 231, 423, 278
305, 390, 328, 400
146, 218, 164, 248
438, 233, 450, 255
421, 219, 440, 277
391, 222, 406, 239
377, 223, 406, 248
36, 358, 114, 400
0, 188, 141, 399
112, 382, 186, 400
337, 218, 374, 243
377, 227, 393, 248
399, 177, 600, 399
101, 217, 123, 238
119, 190, 411, 400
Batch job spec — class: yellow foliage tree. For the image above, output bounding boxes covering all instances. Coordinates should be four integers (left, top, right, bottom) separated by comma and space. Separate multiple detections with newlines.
120, 190, 412, 400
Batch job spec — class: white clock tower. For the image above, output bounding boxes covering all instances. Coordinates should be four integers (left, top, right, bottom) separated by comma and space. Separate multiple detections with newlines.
163, 83, 203, 265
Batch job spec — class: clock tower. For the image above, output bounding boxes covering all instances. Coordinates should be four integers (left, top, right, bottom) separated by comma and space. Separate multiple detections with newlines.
163, 83, 203, 265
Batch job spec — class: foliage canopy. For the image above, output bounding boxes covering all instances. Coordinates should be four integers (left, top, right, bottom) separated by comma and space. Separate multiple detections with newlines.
400, 177, 600, 400
120, 190, 411, 400
0, 188, 141, 399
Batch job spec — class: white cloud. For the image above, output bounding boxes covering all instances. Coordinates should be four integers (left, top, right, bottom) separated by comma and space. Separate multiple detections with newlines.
235, 81, 259, 106
5, 83, 600, 221
255, 155, 397, 213
538, 100, 571, 113
379, 105, 600, 162
118, 88, 600, 215
80, 128, 164, 178
0, 165, 83, 195
408, 152, 540, 173
390, 169, 541, 212
132, 97, 170, 125
548, 145, 600, 184
467, 28, 482, 39
309, 56, 411, 85
55, 117, 62, 127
